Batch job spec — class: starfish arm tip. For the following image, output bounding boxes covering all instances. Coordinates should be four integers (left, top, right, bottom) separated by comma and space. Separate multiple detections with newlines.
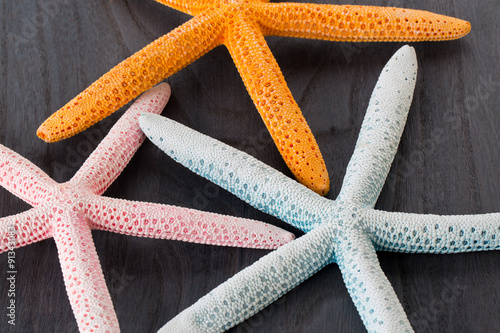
283, 231, 296, 244
152, 82, 172, 99
316, 181, 330, 196
454, 18, 471, 38
464, 20, 472, 35
396, 44, 417, 63
138, 112, 156, 129
36, 125, 56, 143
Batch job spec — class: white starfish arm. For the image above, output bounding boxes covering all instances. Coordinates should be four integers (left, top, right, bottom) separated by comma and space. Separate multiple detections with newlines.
140, 113, 332, 233
158, 222, 336, 333
70, 83, 171, 195
0, 145, 57, 206
0, 207, 53, 253
336, 226, 413, 333
86, 195, 294, 249
52, 212, 119, 332
364, 209, 500, 254
338, 45, 417, 208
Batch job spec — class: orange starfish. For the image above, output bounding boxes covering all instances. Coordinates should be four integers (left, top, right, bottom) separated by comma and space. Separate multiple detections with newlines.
37, 1, 470, 195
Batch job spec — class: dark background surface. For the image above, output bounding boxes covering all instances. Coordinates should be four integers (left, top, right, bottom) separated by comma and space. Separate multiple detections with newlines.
0, 0, 499, 332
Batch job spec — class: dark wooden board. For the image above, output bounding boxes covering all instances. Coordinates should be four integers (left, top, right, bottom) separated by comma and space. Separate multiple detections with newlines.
0, 1, 499, 332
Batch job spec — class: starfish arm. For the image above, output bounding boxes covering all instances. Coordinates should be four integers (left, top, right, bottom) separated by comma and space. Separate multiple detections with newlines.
336, 226, 413, 333
36, 9, 225, 142
257, 3, 471, 41
53, 212, 119, 332
85, 195, 294, 249
365, 209, 500, 254
153, 0, 216, 16
224, 16, 330, 195
70, 83, 171, 195
338, 45, 417, 208
158, 223, 336, 332
140, 113, 332, 233
0, 207, 53, 253
0, 145, 57, 207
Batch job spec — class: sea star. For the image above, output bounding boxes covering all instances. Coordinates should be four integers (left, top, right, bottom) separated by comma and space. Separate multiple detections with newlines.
140, 46, 500, 332
36, 0, 471, 196
0, 83, 294, 332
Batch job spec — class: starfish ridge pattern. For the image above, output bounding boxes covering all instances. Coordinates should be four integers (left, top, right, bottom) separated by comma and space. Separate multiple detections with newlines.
37, 0, 471, 195
140, 46, 500, 332
0, 84, 294, 332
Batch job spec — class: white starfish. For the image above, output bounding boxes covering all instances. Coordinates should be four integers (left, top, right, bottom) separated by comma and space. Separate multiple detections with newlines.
140, 46, 500, 332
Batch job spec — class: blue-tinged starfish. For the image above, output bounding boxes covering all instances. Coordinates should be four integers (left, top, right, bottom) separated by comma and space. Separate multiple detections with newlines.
37, 0, 471, 196
0, 84, 294, 332
140, 46, 500, 332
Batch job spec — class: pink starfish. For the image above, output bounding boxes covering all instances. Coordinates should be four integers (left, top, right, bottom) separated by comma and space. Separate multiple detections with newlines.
0, 83, 294, 332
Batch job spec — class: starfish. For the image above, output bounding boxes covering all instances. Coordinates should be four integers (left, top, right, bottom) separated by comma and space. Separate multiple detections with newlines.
139, 46, 500, 333
36, 0, 471, 196
0, 83, 294, 332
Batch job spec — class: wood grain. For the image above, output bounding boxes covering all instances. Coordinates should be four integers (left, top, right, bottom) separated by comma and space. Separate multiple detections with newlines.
0, 0, 498, 332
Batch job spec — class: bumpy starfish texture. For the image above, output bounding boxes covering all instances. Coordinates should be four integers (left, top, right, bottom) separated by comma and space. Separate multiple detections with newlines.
140, 46, 500, 333
0, 83, 294, 332
37, 0, 471, 196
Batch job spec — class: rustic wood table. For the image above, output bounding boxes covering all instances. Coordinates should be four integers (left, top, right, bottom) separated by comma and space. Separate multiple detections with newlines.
0, 1, 498, 332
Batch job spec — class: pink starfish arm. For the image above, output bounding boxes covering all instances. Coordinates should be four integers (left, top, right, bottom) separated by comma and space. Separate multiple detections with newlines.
257, 3, 471, 41
70, 84, 171, 195
0, 207, 52, 253
86, 195, 293, 249
0, 145, 57, 206
52, 211, 119, 332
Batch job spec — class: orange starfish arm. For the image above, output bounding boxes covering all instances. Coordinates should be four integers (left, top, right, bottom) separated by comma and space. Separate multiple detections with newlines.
36, 9, 224, 142
153, 0, 216, 16
224, 17, 329, 195
257, 4, 471, 41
